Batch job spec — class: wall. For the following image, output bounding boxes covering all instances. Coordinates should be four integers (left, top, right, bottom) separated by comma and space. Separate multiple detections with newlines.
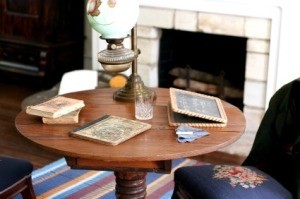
276, 0, 300, 88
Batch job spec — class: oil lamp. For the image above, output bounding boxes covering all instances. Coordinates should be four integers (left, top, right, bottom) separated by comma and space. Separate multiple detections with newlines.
86, 0, 155, 102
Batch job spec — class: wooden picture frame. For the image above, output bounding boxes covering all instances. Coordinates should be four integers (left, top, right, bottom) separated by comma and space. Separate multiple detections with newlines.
168, 88, 227, 127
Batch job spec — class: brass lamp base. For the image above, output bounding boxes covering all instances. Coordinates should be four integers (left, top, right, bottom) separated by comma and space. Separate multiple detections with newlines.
113, 74, 156, 102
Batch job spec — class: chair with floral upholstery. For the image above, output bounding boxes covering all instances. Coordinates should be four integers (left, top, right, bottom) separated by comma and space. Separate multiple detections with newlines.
172, 78, 300, 199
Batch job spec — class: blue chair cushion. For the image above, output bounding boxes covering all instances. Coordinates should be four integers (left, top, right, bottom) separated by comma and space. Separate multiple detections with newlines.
0, 157, 33, 191
173, 164, 293, 199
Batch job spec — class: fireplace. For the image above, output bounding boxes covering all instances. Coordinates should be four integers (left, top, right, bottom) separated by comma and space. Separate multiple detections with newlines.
158, 29, 247, 109
91, 0, 286, 157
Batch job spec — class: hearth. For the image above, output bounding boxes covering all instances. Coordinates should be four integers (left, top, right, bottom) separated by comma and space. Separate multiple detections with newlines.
158, 29, 247, 109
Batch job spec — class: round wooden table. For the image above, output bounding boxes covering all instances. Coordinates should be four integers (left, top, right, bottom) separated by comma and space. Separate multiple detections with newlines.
15, 88, 246, 198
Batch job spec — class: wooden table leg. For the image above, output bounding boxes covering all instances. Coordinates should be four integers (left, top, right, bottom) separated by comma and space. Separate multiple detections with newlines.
114, 171, 147, 199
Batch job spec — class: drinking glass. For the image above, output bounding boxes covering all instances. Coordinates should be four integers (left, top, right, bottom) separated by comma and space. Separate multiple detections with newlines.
135, 91, 155, 120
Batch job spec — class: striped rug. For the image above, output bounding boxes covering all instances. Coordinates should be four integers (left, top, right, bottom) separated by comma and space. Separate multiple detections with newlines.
17, 158, 203, 199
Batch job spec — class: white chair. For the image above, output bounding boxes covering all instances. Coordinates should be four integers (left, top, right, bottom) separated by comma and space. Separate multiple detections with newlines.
58, 70, 98, 95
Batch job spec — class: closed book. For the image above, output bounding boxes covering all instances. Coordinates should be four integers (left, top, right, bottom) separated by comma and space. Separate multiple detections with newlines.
26, 96, 85, 118
70, 115, 152, 146
42, 109, 82, 124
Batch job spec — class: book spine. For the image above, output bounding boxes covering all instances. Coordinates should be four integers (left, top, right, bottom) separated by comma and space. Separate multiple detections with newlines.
26, 107, 54, 118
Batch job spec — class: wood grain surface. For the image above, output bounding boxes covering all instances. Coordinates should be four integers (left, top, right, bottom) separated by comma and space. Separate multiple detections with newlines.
15, 88, 246, 164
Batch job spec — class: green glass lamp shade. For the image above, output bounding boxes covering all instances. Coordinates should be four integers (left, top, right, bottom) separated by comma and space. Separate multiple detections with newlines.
86, 0, 139, 39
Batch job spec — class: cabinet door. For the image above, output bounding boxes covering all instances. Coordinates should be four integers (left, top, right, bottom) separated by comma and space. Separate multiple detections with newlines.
5, 0, 40, 15
0, 0, 42, 38
0, 0, 84, 42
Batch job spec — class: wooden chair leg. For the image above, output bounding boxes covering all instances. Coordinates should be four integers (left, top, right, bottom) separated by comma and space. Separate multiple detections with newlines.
21, 176, 36, 199
0, 175, 36, 199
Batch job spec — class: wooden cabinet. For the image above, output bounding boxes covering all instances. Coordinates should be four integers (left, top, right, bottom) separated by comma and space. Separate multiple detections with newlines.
0, 0, 84, 88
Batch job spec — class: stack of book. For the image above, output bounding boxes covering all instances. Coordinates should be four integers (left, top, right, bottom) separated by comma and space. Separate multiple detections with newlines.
26, 96, 85, 124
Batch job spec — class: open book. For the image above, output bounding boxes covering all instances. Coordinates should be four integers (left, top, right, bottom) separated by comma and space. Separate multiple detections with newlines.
69, 115, 152, 146
168, 88, 227, 127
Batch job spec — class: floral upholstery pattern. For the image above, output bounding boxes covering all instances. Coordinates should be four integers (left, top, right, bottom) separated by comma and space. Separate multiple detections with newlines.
213, 165, 267, 188
171, 165, 293, 199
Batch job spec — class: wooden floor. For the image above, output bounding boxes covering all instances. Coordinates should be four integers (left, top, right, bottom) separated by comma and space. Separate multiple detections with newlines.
0, 80, 245, 169
0, 81, 61, 169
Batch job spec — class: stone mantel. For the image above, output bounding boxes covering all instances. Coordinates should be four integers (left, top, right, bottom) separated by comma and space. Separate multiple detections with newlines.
138, 0, 283, 109
139, 0, 282, 18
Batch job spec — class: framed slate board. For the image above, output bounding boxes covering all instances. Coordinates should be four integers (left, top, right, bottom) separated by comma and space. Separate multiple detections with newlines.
168, 88, 227, 127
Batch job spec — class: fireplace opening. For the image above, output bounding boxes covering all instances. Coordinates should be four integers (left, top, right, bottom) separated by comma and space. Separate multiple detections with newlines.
158, 29, 247, 110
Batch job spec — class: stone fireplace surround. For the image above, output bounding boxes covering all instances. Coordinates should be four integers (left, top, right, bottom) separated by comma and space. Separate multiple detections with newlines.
91, 0, 291, 157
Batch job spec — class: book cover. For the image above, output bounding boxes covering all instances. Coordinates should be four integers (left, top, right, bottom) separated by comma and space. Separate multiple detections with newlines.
42, 109, 82, 124
69, 115, 152, 146
168, 88, 227, 127
26, 96, 85, 118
